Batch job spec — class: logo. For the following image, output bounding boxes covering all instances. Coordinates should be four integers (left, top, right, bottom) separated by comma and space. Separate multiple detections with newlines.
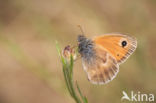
121, 91, 154, 102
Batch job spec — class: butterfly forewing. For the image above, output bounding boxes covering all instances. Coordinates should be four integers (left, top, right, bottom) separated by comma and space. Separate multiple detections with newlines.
93, 33, 137, 64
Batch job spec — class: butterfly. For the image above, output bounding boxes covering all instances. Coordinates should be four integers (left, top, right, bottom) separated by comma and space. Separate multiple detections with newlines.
77, 33, 137, 85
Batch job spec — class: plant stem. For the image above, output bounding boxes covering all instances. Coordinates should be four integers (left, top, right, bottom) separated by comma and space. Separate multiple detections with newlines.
56, 42, 88, 103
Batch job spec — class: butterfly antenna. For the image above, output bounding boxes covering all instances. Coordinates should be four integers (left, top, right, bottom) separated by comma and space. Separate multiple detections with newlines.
77, 25, 85, 36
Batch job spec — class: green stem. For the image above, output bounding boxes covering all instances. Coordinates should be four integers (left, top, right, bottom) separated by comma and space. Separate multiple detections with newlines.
56, 42, 88, 103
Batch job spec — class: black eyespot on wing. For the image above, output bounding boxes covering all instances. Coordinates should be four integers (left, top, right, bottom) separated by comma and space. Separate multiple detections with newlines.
121, 41, 127, 47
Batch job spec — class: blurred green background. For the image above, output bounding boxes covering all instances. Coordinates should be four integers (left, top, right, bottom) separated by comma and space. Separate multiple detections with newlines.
0, 0, 156, 103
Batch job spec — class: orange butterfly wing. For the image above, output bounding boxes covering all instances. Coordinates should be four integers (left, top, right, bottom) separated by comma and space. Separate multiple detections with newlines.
93, 33, 137, 64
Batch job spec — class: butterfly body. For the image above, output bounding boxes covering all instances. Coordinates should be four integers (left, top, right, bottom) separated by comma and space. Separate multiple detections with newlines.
78, 35, 95, 63
77, 33, 137, 85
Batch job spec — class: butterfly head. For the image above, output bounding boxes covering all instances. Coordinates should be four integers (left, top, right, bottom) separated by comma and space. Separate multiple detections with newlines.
77, 35, 87, 43
77, 35, 95, 61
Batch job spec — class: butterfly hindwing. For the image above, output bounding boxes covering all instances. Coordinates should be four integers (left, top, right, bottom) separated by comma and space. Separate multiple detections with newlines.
82, 45, 119, 84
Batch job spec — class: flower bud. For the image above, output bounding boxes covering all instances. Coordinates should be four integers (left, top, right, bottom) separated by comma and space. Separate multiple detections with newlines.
62, 45, 77, 61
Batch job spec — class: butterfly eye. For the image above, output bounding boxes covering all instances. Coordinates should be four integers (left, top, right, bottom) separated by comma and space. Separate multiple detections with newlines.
121, 40, 127, 47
